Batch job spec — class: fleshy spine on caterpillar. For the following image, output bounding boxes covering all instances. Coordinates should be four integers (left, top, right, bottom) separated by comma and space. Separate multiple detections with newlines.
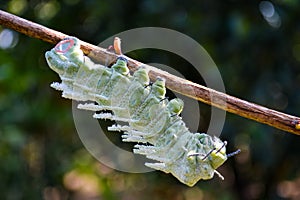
45, 36, 240, 187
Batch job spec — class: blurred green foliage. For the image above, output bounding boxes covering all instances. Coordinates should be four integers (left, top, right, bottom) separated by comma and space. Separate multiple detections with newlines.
1, 0, 300, 199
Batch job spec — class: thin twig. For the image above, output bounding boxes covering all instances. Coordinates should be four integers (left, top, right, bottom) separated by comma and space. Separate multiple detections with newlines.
1, 10, 300, 135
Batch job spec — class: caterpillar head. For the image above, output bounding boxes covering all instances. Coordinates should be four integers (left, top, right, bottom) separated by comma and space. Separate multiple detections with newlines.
45, 37, 83, 76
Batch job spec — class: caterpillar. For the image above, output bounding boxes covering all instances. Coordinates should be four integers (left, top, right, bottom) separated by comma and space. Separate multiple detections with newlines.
45, 37, 239, 187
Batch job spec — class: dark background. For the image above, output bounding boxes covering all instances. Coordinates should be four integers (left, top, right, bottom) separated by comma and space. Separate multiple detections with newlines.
1, 0, 300, 199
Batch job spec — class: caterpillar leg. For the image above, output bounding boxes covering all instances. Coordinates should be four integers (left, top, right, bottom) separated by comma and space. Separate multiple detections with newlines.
122, 135, 145, 143
145, 162, 166, 171
77, 103, 126, 112
93, 113, 136, 123
108, 124, 131, 132
51, 82, 93, 101
121, 129, 163, 143
135, 141, 186, 165
50, 82, 65, 91
62, 91, 90, 101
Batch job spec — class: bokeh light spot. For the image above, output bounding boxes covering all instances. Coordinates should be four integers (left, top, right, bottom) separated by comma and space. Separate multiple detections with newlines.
259, 1, 281, 28
259, 1, 275, 18
63, 170, 101, 197
277, 177, 300, 199
0, 29, 19, 49
8, 0, 27, 15
35, 0, 60, 21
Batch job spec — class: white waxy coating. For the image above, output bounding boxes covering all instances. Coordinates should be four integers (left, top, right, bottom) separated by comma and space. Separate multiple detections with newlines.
45, 37, 228, 187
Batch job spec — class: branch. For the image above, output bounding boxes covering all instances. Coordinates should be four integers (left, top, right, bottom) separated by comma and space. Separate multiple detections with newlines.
1, 10, 300, 135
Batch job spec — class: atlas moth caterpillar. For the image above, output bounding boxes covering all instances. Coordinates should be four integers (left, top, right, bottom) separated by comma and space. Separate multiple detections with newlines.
45, 37, 239, 187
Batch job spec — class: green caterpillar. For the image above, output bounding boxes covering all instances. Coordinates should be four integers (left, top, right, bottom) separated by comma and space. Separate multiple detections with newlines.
45, 37, 238, 187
